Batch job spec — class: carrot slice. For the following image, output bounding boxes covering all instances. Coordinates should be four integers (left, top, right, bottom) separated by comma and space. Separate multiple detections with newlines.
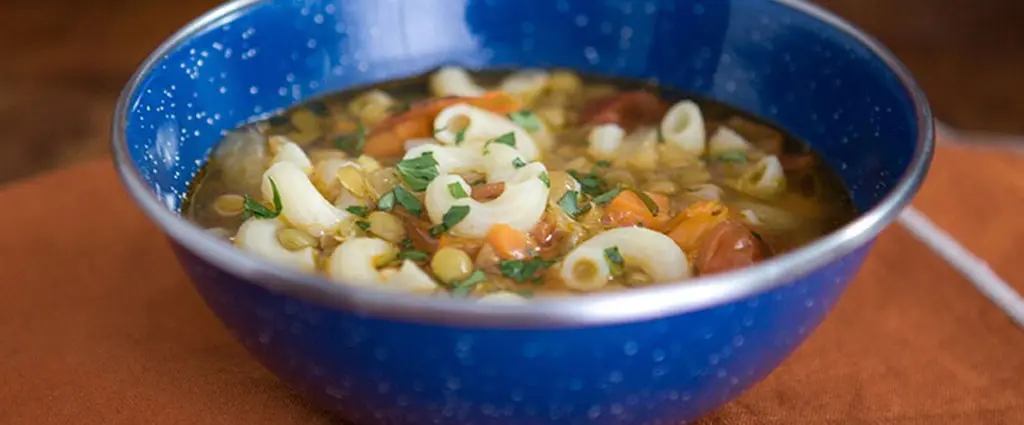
602, 190, 671, 229
486, 223, 531, 260
662, 201, 730, 257
363, 91, 522, 157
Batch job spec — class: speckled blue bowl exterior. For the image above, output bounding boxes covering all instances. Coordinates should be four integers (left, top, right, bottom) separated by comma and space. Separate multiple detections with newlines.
117, 0, 929, 423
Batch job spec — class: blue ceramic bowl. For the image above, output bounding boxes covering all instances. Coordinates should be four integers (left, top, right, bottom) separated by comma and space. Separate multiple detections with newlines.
112, 0, 933, 423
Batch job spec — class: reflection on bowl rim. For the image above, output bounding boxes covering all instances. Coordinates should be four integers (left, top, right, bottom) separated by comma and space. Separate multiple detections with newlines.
111, 0, 934, 328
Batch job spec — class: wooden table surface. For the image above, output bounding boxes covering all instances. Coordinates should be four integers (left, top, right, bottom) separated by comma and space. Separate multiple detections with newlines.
1, 0, 1022, 184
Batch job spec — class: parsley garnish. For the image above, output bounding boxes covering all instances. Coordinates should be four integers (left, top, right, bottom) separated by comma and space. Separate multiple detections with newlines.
488, 132, 517, 148
557, 190, 591, 219
508, 110, 542, 132
499, 257, 555, 283
595, 160, 612, 168
334, 123, 367, 156
433, 125, 447, 135
242, 177, 283, 219
567, 170, 607, 196
538, 172, 550, 188
626, 187, 661, 215
396, 152, 439, 191
448, 182, 469, 199
656, 126, 665, 143
450, 270, 487, 298
398, 249, 429, 262
454, 128, 467, 145
430, 205, 471, 236
512, 158, 527, 169
356, 220, 371, 232
592, 187, 623, 205
392, 186, 423, 216
718, 151, 748, 164
345, 205, 368, 217
377, 191, 396, 211
604, 246, 625, 276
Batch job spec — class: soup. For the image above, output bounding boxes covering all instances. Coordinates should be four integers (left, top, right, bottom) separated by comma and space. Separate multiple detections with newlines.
184, 67, 855, 302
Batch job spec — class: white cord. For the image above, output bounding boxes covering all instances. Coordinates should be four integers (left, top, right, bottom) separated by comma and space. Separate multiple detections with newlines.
898, 206, 1024, 328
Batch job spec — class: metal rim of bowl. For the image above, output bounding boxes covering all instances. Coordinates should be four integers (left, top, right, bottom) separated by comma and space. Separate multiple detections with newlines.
111, 0, 934, 328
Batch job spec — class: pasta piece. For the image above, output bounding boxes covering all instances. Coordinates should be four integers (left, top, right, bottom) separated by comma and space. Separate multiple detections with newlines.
234, 218, 316, 273
560, 227, 690, 291
424, 162, 550, 238
429, 66, 487, 97
477, 291, 529, 304
708, 127, 753, 156
732, 156, 786, 199
682, 183, 725, 201
586, 123, 625, 160
326, 237, 440, 294
432, 103, 540, 161
659, 100, 706, 156
269, 135, 313, 175
403, 142, 481, 176
262, 161, 351, 236
498, 69, 550, 105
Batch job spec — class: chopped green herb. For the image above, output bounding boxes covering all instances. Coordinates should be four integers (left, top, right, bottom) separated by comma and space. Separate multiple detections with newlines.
625, 187, 660, 215
499, 257, 555, 283
377, 192, 396, 212
242, 177, 283, 219
450, 270, 487, 298
470, 179, 487, 186
430, 205, 471, 236
538, 172, 550, 187
356, 220, 371, 232
454, 128, 467, 145
392, 186, 424, 216
751, 231, 764, 242
334, 123, 367, 156
396, 152, 440, 191
508, 110, 542, 132
398, 249, 429, 262
488, 132, 517, 148
345, 205, 368, 217
604, 246, 625, 276
567, 170, 607, 196
432, 125, 447, 135
512, 158, 527, 169
448, 182, 469, 199
718, 151, 748, 164
556, 190, 591, 219
592, 187, 623, 205
399, 238, 414, 250
656, 126, 665, 143
596, 160, 612, 168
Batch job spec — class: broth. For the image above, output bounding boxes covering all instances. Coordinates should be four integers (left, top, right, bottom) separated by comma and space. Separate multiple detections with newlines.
184, 67, 856, 302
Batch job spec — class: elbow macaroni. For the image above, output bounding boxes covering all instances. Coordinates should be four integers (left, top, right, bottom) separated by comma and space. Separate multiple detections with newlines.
269, 136, 314, 175
559, 227, 690, 291
732, 155, 786, 199
498, 69, 550, 105
429, 66, 487, 97
432, 104, 541, 161
234, 218, 317, 273
478, 291, 529, 304
587, 123, 625, 160
660, 100, 706, 156
708, 126, 752, 156
424, 161, 550, 238
262, 161, 351, 236
327, 237, 440, 294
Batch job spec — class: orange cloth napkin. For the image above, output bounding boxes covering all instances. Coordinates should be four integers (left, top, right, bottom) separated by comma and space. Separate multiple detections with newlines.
1, 144, 1022, 424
